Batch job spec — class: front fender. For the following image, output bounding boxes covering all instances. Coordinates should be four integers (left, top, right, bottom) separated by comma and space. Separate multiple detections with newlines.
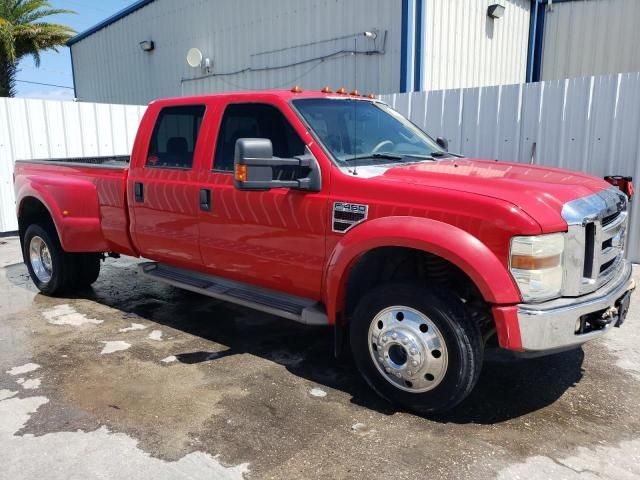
16, 175, 108, 252
323, 216, 521, 323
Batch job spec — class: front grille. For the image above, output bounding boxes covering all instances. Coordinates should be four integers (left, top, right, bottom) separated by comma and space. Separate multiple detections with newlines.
595, 208, 627, 280
562, 187, 628, 296
582, 222, 596, 278
599, 257, 616, 273
602, 211, 621, 227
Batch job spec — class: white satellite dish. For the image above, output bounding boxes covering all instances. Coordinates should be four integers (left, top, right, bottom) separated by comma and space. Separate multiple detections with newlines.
186, 48, 203, 68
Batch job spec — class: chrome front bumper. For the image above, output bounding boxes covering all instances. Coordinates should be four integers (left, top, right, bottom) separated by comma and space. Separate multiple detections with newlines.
517, 260, 635, 351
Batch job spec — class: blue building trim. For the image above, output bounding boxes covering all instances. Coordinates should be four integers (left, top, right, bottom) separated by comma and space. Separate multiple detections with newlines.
66, 0, 156, 46
400, 0, 410, 93
69, 46, 77, 99
530, 2, 546, 82
413, 0, 424, 91
526, 0, 538, 82
527, 0, 580, 82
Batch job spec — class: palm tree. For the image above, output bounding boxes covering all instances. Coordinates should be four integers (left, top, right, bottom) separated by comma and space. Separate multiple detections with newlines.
0, 0, 74, 97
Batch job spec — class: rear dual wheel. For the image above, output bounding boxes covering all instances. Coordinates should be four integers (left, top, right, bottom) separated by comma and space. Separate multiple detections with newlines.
23, 222, 101, 295
350, 283, 483, 414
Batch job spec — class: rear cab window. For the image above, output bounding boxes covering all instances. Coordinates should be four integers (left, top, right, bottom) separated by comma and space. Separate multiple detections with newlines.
146, 105, 206, 169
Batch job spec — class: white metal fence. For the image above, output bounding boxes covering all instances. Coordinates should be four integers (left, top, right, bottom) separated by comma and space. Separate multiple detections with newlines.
0, 98, 146, 232
1, 72, 639, 261
381, 72, 640, 262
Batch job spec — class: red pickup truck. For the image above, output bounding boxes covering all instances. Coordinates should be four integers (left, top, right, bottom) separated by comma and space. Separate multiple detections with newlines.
14, 89, 635, 413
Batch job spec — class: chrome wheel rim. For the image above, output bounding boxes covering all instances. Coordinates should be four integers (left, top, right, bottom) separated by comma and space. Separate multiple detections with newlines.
29, 236, 53, 283
368, 306, 448, 393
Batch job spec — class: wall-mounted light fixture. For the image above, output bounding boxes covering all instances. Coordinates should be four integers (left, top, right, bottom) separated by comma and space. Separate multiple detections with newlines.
487, 4, 505, 19
139, 40, 155, 52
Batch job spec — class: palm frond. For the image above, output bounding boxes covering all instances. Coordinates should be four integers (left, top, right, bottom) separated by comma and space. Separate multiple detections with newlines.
0, 0, 76, 96
30, 47, 39, 66
18, 9, 74, 24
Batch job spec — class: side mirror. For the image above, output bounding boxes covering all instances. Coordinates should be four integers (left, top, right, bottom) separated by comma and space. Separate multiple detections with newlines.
436, 137, 449, 151
234, 138, 321, 192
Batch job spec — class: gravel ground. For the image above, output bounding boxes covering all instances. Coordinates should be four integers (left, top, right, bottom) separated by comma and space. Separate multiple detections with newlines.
1, 235, 639, 479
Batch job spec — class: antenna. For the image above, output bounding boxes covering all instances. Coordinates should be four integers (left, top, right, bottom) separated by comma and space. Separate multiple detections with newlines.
352, 36, 358, 176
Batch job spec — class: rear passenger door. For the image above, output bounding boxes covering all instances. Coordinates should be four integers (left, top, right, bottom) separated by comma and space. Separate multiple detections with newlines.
129, 104, 206, 268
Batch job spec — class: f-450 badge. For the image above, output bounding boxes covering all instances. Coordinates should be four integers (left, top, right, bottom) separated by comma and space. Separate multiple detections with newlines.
332, 202, 368, 233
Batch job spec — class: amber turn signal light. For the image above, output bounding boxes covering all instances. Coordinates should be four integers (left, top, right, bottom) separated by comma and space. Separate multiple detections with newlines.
511, 254, 561, 270
235, 164, 247, 182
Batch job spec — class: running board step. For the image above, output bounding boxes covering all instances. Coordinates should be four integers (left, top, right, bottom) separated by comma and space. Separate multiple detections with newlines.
138, 262, 328, 326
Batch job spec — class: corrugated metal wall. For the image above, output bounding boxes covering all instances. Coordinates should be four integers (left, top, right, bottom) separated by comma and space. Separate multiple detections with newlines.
381, 72, 640, 262
541, 0, 640, 81
71, 0, 402, 104
70, 0, 531, 104
0, 98, 146, 232
422, 0, 530, 91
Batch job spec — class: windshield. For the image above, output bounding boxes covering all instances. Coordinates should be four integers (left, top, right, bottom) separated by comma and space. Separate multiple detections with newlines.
292, 98, 448, 165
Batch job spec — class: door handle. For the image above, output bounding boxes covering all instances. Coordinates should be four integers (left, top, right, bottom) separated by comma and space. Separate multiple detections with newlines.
200, 188, 211, 211
134, 182, 144, 202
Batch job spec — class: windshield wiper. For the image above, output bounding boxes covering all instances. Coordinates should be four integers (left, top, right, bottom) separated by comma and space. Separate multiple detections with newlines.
345, 152, 448, 163
346, 153, 405, 162
400, 153, 442, 160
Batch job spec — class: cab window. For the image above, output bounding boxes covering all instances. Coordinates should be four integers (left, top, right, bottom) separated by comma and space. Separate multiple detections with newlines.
146, 105, 205, 169
214, 103, 305, 172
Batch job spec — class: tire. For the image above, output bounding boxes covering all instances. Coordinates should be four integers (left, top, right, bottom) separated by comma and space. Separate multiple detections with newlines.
76, 253, 101, 287
23, 222, 79, 295
350, 283, 483, 414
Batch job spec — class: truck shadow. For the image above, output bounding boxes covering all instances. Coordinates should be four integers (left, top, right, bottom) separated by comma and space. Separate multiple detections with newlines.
432, 349, 584, 423
6, 260, 584, 425
86, 284, 587, 425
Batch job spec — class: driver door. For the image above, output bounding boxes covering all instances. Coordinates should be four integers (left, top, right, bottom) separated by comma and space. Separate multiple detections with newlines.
198, 100, 328, 300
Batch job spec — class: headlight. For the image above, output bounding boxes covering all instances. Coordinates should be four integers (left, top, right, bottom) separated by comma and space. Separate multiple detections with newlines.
510, 233, 565, 302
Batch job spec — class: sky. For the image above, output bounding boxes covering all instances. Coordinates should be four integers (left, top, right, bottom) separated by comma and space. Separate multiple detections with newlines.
15, 0, 138, 100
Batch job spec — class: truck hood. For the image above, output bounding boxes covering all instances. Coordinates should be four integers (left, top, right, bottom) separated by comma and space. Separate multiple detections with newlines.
360, 158, 612, 232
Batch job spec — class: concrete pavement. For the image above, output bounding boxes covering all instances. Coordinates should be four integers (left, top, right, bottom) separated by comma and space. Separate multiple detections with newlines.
1, 235, 639, 479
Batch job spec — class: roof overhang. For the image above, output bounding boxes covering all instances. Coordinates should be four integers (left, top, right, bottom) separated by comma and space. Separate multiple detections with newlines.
67, 0, 156, 46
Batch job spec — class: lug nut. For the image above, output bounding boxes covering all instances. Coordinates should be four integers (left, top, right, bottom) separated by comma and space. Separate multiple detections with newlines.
392, 333, 398, 340
385, 367, 390, 373
410, 348, 417, 355
412, 360, 418, 367
401, 338, 408, 345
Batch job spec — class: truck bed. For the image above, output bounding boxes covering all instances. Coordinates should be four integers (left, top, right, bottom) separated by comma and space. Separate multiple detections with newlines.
17, 155, 130, 169
14, 156, 135, 256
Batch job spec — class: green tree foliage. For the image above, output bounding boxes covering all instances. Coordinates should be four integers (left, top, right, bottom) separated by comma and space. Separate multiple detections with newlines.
0, 0, 74, 97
